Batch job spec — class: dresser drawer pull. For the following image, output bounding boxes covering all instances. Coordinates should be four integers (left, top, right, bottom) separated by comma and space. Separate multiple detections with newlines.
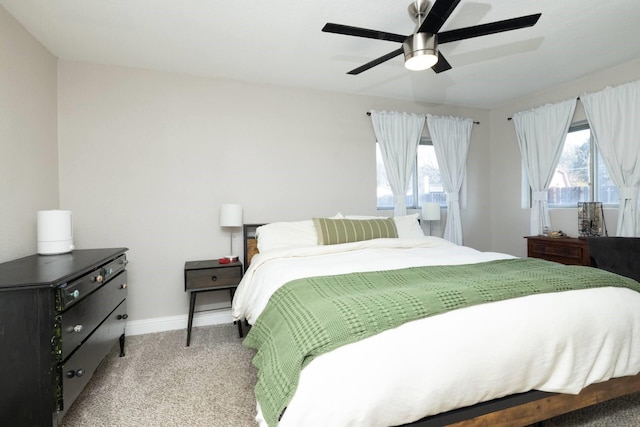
66, 324, 84, 333
66, 369, 85, 379
120, 283, 128, 289
117, 314, 129, 320
93, 274, 104, 283
211, 276, 218, 281
71, 290, 80, 299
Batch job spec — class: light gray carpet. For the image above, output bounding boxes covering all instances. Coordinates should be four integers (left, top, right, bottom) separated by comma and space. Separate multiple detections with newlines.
59, 324, 640, 427
59, 324, 257, 427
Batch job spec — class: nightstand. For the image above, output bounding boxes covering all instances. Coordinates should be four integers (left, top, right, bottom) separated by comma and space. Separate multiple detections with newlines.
184, 259, 243, 346
525, 236, 590, 266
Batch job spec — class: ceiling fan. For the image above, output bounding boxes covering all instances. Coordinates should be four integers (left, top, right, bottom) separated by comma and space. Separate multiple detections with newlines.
322, 0, 541, 75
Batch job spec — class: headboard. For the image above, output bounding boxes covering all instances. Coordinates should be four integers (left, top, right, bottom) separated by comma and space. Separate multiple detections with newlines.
243, 223, 264, 272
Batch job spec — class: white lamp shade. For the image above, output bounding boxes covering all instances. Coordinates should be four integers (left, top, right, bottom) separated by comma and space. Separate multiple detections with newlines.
421, 202, 441, 221
220, 204, 243, 227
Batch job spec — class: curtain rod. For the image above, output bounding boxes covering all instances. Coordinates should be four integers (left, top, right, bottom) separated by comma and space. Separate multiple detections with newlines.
366, 112, 479, 125
507, 97, 581, 121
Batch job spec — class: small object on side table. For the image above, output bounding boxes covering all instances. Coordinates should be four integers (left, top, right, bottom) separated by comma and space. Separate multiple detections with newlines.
184, 259, 244, 346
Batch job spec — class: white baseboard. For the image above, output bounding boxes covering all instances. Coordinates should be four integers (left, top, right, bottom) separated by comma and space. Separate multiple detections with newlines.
125, 309, 233, 336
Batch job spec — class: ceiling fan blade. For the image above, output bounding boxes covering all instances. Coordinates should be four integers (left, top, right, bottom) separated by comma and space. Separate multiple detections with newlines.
418, 0, 461, 34
431, 51, 452, 73
438, 13, 541, 44
322, 23, 406, 43
347, 48, 404, 75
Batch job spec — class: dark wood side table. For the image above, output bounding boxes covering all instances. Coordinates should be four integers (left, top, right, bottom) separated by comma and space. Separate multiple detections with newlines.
525, 236, 589, 266
184, 259, 243, 346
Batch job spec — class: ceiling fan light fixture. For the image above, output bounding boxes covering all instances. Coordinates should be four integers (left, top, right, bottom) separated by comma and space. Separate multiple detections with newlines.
403, 33, 438, 71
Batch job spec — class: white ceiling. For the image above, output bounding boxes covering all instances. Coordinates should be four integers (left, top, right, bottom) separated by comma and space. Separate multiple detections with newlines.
2, 0, 640, 109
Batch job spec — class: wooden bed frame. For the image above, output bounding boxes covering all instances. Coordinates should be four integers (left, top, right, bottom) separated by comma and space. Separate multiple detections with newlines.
241, 224, 640, 426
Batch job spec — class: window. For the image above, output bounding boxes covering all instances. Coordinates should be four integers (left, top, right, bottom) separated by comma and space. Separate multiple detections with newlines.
546, 122, 619, 207
376, 138, 447, 209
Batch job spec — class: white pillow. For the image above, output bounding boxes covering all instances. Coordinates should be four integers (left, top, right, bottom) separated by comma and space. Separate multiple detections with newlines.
393, 213, 425, 238
256, 220, 317, 253
344, 213, 424, 239
256, 213, 344, 253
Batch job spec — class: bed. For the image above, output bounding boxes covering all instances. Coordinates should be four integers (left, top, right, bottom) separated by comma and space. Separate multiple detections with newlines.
231, 215, 640, 427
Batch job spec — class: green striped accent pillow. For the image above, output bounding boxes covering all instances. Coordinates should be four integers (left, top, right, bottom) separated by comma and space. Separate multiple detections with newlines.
312, 217, 398, 245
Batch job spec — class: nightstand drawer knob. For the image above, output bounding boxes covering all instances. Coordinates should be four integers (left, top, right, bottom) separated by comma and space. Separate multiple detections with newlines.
211, 276, 217, 281
117, 314, 128, 320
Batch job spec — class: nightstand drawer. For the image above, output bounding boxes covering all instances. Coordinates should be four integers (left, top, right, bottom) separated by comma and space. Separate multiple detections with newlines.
185, 265, 242, 290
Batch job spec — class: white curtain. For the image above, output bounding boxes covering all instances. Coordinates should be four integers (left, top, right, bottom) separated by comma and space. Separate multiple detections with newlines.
513, 99, 577, 235
582, 80, 640, 237
426, 115, 473, 245
371, 111, 426, 216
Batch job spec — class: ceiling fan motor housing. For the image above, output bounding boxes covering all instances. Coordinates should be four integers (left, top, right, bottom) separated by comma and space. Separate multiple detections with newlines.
403, 33, 439, 70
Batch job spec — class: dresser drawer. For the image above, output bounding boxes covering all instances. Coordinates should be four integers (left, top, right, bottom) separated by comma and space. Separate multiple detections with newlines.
58, 254, 127, 310
59, 299, 126, 414
185, 265, 242, 290
61, 271, 127, 360
525, 236, 589, 266
529, 242, 583, 259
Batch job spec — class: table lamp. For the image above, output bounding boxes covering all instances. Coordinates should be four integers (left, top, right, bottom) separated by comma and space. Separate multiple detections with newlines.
220, 204, 243, 255
421, 202, 441, 236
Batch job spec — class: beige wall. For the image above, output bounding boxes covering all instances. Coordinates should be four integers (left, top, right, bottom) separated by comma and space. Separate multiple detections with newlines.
0, 7, 58, 262
489, 58, 640, 257
57, 60, 491, 322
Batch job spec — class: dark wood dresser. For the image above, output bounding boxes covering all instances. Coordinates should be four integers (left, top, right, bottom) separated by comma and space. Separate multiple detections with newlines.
525, 236, 589, 266
0, 248, 128, 426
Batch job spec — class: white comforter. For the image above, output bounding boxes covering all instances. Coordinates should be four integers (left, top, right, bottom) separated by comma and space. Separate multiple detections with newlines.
232, 237, 640, 427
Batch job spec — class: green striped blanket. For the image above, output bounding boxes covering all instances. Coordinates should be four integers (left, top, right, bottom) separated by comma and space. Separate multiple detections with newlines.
243, 258, 640, 427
